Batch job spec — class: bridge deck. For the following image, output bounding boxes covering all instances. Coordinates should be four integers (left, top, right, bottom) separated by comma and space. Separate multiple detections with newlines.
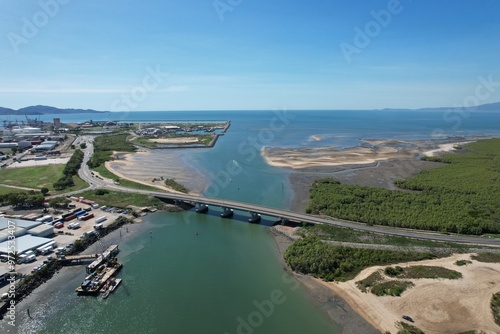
153, 192, 500, 247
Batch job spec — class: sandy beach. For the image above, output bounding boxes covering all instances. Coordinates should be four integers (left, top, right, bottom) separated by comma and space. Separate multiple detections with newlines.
270, 226, 379, 334
315, 254, 500, 334
271, 227, 500, 334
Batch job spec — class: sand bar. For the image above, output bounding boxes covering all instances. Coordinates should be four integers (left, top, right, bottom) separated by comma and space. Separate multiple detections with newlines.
262, 139, 474, 170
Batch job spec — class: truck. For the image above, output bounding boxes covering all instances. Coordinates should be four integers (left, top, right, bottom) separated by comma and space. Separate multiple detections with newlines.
95, 216, 107, 224
94, 223, 104, 230
25, 254, 36, 263
68, 222, 80, 229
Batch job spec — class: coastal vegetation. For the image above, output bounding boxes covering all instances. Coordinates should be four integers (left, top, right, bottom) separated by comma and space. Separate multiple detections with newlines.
284, 237, 435, 281
87, 133, 135, 169
80, 189, 165, 208
491, 292, 500, 326
371, 280, 414, 297
53, 149, 84, 190
306, 139, 500, 235
455, 259, 472, 266
471, 252, 500, 263
384, 265, 462, 279
0, 191, 44, 208
397, 322, 425, 334
164, 178, 188, 193
300, 224, 470, 250
356, 270, 414, 296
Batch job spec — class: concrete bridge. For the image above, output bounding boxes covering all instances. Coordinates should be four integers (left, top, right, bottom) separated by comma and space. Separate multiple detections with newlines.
152, 192, 500, 247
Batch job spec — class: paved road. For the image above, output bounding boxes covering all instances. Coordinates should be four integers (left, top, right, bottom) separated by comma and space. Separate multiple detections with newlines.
75, 136, 500, 247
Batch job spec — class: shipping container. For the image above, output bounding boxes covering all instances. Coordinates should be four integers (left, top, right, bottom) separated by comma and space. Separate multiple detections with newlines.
81, 213, 94, 221
63, 214, 76, 222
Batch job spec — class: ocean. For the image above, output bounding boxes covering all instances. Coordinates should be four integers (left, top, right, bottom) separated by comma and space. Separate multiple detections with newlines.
4, 109, 500, 333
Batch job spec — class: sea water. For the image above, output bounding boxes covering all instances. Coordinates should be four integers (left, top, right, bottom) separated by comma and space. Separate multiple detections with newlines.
6, 109, 500, 333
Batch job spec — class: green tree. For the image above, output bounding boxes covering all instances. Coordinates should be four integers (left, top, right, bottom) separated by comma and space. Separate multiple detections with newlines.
40, 187, 50, 196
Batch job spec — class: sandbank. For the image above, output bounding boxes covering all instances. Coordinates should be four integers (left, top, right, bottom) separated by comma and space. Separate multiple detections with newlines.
262, 138, 474, 170
104, 150, 202, 194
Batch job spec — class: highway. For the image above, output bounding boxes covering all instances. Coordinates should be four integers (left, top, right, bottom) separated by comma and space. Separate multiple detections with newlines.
76, 136, 500, 247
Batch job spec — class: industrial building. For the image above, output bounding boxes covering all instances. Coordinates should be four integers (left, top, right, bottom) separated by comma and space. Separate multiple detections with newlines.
0, 218, 55, 255
0, 235, 54, 255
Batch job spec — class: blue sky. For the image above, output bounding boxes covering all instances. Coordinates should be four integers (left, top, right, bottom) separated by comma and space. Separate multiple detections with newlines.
0, 0, 499, 111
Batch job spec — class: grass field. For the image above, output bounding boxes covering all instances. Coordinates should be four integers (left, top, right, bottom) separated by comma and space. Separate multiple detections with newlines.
0, 165, 88, 194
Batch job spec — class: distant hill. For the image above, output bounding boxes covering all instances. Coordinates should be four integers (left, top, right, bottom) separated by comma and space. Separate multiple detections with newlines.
476, 102, 500, 111
0, 105, 106, 115
0, 106, 16, 114
416, 101, 500, 112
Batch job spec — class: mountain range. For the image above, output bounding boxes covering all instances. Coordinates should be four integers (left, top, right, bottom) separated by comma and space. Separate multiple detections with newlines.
0, 105, 105, 115
0, 102, 499, 115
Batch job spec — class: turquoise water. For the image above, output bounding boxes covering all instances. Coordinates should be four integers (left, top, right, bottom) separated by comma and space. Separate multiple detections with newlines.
19, 212, 338, 334
6, 110, 500, 333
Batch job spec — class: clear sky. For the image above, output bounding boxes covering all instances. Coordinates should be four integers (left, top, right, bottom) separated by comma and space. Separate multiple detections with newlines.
1, 0, 499, 111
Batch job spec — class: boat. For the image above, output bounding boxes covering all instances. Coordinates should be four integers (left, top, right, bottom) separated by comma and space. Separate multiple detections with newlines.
109, 278, 122, 293
102, 289, 110, 299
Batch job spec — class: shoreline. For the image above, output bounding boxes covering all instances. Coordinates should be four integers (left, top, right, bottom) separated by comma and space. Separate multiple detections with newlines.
269, 226, 379, 334
262, 137, 487, 170
6, 135, 497, 332
0, 219, 152, 332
